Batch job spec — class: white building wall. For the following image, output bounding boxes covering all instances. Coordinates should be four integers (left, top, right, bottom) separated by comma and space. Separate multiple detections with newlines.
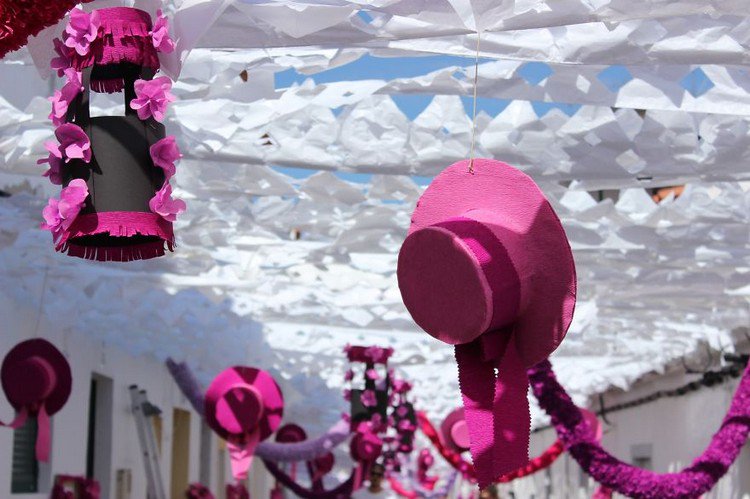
0, 295, 273, 499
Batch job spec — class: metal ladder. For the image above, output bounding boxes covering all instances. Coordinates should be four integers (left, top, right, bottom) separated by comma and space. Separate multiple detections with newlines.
129, 385, 167, 499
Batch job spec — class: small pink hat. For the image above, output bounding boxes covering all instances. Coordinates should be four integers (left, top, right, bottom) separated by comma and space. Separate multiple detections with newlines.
205, 367, 284, 481
440, 408, 470, 453
1, 338, 72, 462
398, 159, 576, 487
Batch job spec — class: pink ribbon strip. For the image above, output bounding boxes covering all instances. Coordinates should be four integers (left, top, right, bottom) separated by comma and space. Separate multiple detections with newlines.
455, 329, 530, 488
36, 406, 52, 462
1, 407, 52, 462
228, 430, 262, 481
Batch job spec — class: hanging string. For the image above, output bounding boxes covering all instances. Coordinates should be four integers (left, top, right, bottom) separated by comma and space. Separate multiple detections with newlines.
468, 30, 482, 174
31, 267, 49, 338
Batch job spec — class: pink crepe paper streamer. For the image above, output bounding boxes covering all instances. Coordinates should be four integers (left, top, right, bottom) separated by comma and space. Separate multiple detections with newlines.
529, 359, 750, 499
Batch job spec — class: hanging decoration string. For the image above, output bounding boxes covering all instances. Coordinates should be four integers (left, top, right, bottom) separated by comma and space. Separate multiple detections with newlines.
468, 29, 482, 173
529, 359, 750, 499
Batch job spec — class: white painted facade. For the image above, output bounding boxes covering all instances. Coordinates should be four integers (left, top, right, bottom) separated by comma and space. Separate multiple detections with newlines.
0, 301, 273, 499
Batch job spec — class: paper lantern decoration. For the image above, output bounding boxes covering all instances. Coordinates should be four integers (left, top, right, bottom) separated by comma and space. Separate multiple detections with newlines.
39, 7, 184, 261
397, 159, 576, 487
1, 338, 72, 462
344, 345, 393, 430
205, 366, 284, 482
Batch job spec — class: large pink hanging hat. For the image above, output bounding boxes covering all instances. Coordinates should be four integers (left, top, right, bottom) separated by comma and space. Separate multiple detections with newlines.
1, 338, 72, 462
397, 159, 576, 487
440, 408, 470, 453
205, 367, 284, 481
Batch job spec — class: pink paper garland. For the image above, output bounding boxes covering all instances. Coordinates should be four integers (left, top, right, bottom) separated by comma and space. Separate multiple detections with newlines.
529, 359, 750, 499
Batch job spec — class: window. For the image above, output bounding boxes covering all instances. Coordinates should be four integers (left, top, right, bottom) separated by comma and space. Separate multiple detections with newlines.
11, 417, 39, 493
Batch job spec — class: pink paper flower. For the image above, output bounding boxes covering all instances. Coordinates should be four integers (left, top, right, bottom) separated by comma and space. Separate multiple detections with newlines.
396, 405, 409, 418
150, 10, 175, 53
130, 77, 175, 122
48, 68, 83, 126
64, 8, 100, 56
41, 179, 89, 239
149, 183, 186, 222
370, 413, 384, 430
51, 38, 74, 77
149, 136, 181, 179
397, 419, 415, 432
365, 368, 380, 381
392, 378, 412, 394
56, 123, 91, 162
344, 369, 354, 382
361, 389, 377, 408
343, 389, 351, 402
37, 141, 64, 185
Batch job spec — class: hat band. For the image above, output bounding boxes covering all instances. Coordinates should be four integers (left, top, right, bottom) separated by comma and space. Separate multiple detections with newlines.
433, 216, 521, 334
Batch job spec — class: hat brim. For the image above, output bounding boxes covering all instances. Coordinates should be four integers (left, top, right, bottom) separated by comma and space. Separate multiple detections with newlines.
1, 339, 72, 416
205, 366, 284, 441
408, 159, 576, 367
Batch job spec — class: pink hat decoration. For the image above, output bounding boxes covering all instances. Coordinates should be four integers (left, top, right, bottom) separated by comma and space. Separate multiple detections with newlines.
440, 407, 470, 453
205, 366, 284, 481
397, 159, 577, 487
1, 338, 72, 462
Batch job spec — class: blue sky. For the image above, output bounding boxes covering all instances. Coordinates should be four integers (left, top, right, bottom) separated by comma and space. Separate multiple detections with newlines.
272, 54, 578, 185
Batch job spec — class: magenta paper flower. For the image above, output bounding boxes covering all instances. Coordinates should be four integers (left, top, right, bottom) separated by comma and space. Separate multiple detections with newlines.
365, 368, 380, 381
64, 8, 100, 56
344, 369, 354, 382
396, 405, 409, 418
130, 77, 175, 122
150, 10, 175, 53
51, 38, 74, 77
343, 389, 351, 402
149, 136, 181, 179
392, 378, 412, 394
370, 413, 384, 429
149, 183, 186, 222
41, 179, 89, 239
56, 123, 91, 162
37, 141, 64, 185
361, 389, 377, 408
397, 419, 415, 432
48, 69, 83, 126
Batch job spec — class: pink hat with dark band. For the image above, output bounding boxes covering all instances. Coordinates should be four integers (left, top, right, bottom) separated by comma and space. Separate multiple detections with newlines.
205, 367, 284, 481
1, 338, 72, 462
440, 408, 470, 453
398, 159, 576, 487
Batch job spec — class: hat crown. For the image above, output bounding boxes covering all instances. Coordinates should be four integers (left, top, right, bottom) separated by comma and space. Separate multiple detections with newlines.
215, 384, 263, 436
398, 214, 521, 346
5, 356, 56, 409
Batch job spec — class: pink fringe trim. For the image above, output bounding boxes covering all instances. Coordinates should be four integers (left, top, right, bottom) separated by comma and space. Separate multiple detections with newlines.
91, 78, 125, 94
71, 7, 159, 76
57, 211, 174, 262
65, 240, 169, 262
